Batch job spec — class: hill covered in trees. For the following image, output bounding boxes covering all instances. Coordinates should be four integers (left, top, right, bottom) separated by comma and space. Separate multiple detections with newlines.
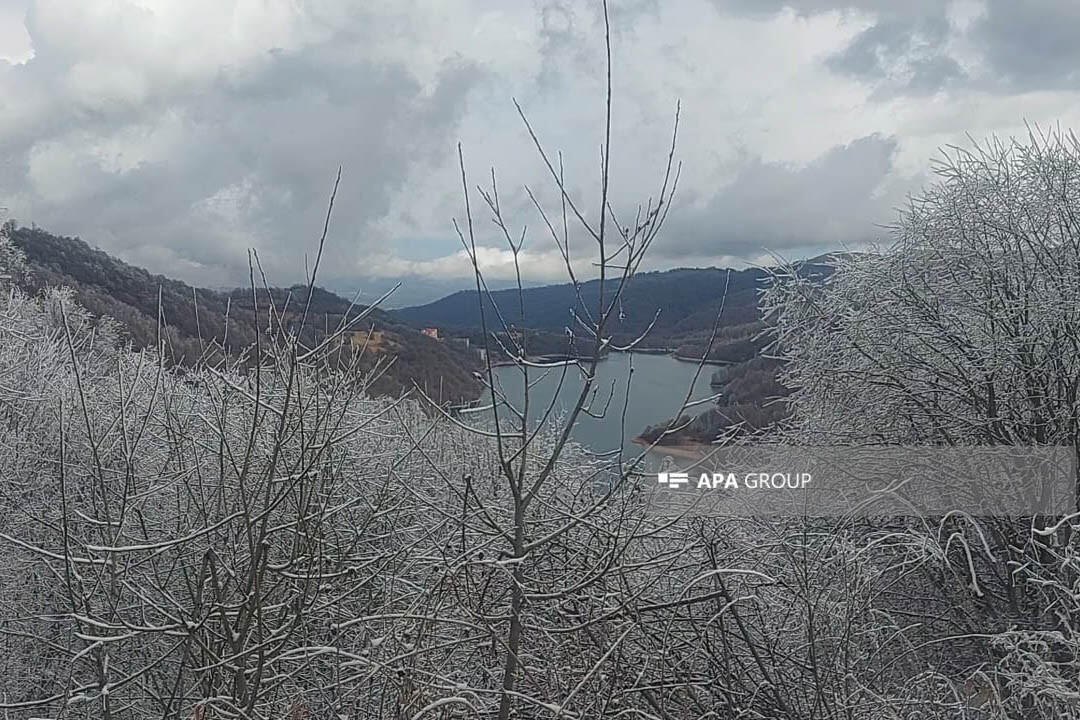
394, 266, 764, 351
3, 222, 481, 403
393, 261, 833, 356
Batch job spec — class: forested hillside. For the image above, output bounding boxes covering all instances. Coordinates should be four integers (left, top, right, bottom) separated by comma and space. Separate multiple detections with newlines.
394, 266, 765, 349
5, 222, 481, 402
393, 261, 833, 354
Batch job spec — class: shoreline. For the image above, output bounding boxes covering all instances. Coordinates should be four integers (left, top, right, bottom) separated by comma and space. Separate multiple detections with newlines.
631, 435, 713, 460
489, 353, 609, 368
670, 353, 732, 366
616, 347, 677, 355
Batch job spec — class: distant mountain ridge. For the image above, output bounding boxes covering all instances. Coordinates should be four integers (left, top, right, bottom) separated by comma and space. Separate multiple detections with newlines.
5, 223, 482, 402
395, 267, 760, 340
393, 261, 833, 361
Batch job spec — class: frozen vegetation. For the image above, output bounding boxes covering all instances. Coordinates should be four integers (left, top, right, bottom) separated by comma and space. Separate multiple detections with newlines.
3, 11, 1080, 713
2, 133, 1080, 720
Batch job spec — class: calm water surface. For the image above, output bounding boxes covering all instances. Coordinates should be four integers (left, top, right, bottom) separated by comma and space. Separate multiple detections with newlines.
487, 352, 713, 455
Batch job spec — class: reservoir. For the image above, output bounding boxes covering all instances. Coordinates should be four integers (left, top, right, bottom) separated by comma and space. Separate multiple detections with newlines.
486, 352, 714, 456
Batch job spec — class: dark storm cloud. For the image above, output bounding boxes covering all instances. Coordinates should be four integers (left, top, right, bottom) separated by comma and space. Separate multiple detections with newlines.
825, 16, 965, 96
970, 0, 1080, 90
712, 0, 1080, 96
902, 55, 967, 94
710, 0, 963, 96
657, 134, 909, 260
0, 7, 483, 287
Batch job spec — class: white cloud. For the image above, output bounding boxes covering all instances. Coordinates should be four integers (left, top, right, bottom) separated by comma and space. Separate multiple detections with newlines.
0, 1, 33, 64
361, 244, 581, 284
4, 0, 1080, 294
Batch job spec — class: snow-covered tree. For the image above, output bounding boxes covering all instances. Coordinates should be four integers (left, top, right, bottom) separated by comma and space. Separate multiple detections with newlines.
764, 128, 1080, 717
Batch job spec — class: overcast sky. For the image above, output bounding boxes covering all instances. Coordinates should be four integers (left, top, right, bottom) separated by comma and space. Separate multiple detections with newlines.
2, 0, 1079, 304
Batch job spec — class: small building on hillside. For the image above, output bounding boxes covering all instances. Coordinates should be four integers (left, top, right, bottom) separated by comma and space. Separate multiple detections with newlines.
422, 327, 441, 340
